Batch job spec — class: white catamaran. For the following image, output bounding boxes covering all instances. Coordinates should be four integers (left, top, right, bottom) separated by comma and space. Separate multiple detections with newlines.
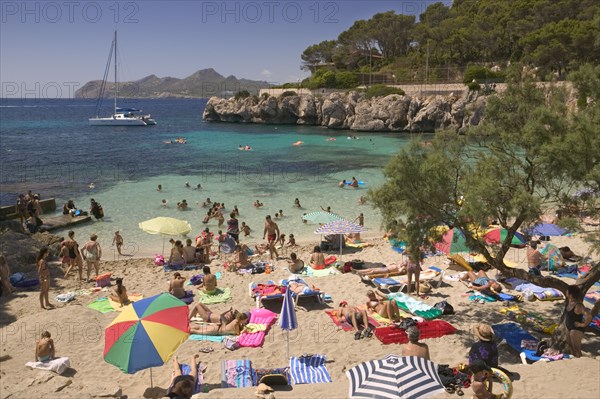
89, 31, 156, 126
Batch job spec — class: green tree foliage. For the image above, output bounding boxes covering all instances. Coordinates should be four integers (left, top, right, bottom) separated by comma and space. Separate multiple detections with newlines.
301, 0, 600, 80
301, 40, 338, 71
463, 65, 505, 84
234, 90, 250, 100
364, 84, 405, 99
368, 68, 600, 345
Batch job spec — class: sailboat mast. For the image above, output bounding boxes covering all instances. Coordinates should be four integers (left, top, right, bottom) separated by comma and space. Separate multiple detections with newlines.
114, 30, 118, 114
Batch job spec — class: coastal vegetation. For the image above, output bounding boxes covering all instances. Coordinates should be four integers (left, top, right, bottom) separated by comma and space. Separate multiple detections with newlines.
368, 64, 600, 349
299, 0, 600, 87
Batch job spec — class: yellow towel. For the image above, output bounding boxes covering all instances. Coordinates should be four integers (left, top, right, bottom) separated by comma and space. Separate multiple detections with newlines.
242, 323, 266, 334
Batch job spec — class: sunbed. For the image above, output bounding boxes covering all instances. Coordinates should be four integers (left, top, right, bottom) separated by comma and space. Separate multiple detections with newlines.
281, 278, 324, 308
249, 281, 286, 308
238, 308, 277, 348
363, 267, 444, 293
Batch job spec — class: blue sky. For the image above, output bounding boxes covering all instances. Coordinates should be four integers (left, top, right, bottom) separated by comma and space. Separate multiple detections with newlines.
1, 1, 446, 98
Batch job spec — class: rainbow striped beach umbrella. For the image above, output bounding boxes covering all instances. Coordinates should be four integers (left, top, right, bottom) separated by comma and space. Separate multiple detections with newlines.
104, 293, 190, 374
434, 227, 471, 254
484, 228, 526, 246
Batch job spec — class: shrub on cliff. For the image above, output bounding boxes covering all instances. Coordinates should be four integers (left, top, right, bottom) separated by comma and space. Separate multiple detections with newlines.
364, 84, 405, 99
280, 91, 297, 98
463, 65, 505, 84
234, 90, 251, 100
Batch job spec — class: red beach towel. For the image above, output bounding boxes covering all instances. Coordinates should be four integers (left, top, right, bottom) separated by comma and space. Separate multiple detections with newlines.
374, 320, 458, 345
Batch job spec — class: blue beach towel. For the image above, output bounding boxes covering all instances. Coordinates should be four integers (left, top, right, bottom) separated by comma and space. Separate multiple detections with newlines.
289, 354, 332, 384
221, 359, 253, 388
188, 334, 226, 343
492, 322, 570, 363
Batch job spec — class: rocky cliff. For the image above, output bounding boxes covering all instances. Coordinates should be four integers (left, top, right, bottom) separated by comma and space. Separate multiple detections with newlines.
202, 91, 487, 132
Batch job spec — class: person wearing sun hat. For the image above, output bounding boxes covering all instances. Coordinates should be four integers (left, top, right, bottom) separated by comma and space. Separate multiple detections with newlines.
468, 323, 498, 368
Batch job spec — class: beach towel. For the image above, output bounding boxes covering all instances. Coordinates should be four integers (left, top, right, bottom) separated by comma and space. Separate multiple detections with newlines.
188, 334, 226, 343
10, 272, 39, 289
238, 308, 277, 348
533, 288, 564, 301
304, 266, 340, 277
499, 306, 557, 334
469, 292, 497, 303
325, 310, 354, 331
108, 293, 144, 311
590, 315, 600, 332
504, 278, 564, 301
373, 320, 457, 345
197, 287, 231, 304
492, 322, 570, 363
87, 297, 115, 314
25, 357, 70, 375
584, 291, 599, 305
167, 363, 202, 396
289, 354, 332, 384
388, 292, 442, 319
221, 359, 253, 388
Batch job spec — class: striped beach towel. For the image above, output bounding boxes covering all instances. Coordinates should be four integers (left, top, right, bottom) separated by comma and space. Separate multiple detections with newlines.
388, 292, 442, 319
289, 354, 332, 384
221, 359, 253, 388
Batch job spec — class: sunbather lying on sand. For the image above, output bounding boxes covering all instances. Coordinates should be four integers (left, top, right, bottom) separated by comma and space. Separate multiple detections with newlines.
355, 262, 406, 276
366, 290, 401, 322
334, 301, 372, 340
461, 270, 502, 294
168, 355, 200, 399
189, 302, 239, 324
189, 312, 249, 335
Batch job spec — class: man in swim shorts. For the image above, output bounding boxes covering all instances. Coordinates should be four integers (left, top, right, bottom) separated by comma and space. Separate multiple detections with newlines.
262, 215, 280, 260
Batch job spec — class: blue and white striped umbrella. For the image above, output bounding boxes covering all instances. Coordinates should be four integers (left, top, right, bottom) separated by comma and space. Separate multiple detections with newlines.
346, 355, 445, 399
315, 220, 367, 256
279, 285, 298, 359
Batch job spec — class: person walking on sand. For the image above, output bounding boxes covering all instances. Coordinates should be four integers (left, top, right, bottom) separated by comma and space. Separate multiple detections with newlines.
63, 231, 83, 281
112, 231, 123, 255
82, 234, 102, 282
401, 326, 430, 360
37, 247, 53, 309
35, 331, 56, 362
262, 215, 280, 260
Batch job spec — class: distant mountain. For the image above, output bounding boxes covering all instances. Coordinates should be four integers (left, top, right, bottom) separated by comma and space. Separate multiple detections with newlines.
74, 68, 271, 99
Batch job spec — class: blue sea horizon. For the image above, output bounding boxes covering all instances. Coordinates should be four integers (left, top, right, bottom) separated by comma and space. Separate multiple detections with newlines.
0, 98, 422, 256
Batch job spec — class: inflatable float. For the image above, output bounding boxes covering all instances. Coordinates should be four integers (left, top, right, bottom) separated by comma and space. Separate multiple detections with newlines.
345, 181, 365, 186
484, 368, 513, 399
324, 255, 337, 266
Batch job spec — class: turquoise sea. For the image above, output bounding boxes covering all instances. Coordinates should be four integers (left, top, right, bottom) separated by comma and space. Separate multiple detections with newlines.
0, 98, 423, 257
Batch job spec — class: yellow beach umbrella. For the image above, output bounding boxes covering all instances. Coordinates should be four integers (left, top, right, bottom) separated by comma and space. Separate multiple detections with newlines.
139, 217, 192, 255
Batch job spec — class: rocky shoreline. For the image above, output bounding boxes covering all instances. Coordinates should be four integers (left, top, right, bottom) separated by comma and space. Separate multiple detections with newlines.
202, 90, 487, 133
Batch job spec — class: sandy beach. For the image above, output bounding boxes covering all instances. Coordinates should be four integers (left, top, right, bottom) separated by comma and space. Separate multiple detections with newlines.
1, 230, 599, 399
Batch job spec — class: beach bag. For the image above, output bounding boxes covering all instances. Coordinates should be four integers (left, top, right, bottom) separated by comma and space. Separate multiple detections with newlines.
223, 336, 239, 351
154, 255, 165, 266
396, 317, 417, 330
434, 300, 454, 315
95, 273, 112, 288
342, 262, 353, 273
190, 275, 203, 285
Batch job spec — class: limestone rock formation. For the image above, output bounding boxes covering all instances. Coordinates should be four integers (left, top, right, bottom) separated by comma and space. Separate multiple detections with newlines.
203, 91, 488, 133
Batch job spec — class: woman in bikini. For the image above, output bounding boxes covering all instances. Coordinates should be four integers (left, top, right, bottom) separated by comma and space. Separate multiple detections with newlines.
189, 303, 239, 324
37, 247, 52, 309
189, 312, 249, 335
565, 285, 592, 357
365, 290, 401, 322
168, 354, 200, 399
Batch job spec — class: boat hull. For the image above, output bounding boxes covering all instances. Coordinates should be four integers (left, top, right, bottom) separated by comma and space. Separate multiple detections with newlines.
89, 116, 155, 126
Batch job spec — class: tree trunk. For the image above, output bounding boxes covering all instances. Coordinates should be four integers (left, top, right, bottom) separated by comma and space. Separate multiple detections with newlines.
550, 303, 569, 352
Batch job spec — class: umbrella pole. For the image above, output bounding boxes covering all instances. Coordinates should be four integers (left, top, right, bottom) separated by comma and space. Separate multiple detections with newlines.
286, 330, 290, 360
162, 236, 165, 257
339, 235, 343, 258
150, 367, 153, 388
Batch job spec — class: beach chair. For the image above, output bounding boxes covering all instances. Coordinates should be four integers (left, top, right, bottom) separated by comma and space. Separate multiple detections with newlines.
249, 281, 285, 308
367, 267, 445, 293
281, 278, 324, 308
492, 322, 570, 364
